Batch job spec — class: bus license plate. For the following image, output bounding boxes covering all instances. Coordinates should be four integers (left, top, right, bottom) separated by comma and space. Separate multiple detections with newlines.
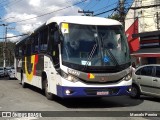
97, 91, 109, 95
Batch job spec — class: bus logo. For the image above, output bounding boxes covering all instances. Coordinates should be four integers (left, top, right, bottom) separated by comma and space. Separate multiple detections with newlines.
88, 73, 95, 79
68, 69, 80, 76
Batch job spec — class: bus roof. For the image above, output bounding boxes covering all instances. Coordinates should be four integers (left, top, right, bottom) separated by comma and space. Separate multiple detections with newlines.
16, 16, 122, 45
46, 16, 122, 26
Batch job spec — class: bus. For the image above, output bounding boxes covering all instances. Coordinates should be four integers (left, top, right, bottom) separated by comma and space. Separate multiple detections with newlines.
15, 16, 132, 99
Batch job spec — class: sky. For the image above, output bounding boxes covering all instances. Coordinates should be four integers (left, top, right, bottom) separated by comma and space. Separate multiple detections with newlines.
0, 0, 133, 42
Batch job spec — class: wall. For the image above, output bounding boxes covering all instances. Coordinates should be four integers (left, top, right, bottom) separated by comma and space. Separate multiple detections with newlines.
125, 0, 160, 33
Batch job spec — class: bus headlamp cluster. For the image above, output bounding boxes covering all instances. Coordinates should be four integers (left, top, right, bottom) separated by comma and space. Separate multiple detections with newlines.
122, 72, 132, 81
61, 72, 78, 83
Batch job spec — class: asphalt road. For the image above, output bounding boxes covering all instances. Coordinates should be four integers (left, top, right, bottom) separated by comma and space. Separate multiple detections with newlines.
0, 77, 160, 120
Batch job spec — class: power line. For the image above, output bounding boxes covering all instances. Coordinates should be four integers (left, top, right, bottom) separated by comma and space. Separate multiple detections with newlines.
7, 0, 87, 25
31, 0, 77, 16
83, 0, 93, 10
94, 1, 118, 13
88, 0, 101, 11
0, 33, 28, 39
78, 10, 94, 16
94, 8, 117, 16
2, 0, 77, 21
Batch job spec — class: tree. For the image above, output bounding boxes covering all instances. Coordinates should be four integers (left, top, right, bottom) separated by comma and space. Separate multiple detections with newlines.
108, 13, 120, 21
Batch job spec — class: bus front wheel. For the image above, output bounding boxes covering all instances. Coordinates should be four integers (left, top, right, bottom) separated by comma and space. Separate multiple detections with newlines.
130, 84, 140, 99
43, 79, 54, 100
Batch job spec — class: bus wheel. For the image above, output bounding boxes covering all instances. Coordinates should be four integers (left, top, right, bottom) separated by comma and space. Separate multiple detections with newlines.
130, 84, 140, 99
44, 79, 54, 100
21, 72, 27, 88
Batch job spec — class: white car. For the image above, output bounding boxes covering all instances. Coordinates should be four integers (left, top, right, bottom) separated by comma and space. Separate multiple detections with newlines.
130, 64, 160, 98
8, 67, 15, 79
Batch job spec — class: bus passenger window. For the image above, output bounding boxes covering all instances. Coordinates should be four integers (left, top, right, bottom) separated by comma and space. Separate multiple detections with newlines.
15, 47, 19, 57
19, 46, 22, 56
32, 34, 39, 53
40, 28, 48, 51
22, 44, 26, 55
26, 39, 32, 56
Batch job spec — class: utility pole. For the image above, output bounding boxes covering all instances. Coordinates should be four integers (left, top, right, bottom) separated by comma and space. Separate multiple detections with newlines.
0, 24, 7, 67
3, 25, 7, 68
119, 0, 125, 27
78, 10, 94, 16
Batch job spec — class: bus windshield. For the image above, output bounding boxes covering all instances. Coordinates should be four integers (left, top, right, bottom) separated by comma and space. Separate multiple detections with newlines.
61, 23, 130, 71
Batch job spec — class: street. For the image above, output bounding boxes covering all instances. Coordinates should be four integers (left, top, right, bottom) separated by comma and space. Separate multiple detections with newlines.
0, 78, 160, 120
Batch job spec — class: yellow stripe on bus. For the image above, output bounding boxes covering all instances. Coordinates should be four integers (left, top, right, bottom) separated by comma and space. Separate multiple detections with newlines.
25, 55, 35, 82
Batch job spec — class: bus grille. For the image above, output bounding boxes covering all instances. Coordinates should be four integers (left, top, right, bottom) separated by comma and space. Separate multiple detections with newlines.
79, 78, 121, 84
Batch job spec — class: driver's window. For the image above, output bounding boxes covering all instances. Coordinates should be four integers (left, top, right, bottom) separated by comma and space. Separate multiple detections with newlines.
48, 23, 60, 68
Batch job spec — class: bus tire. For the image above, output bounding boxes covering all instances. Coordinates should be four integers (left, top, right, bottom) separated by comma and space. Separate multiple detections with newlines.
130, 84, 140, 99
21, 71, 27, 88
43, 79, 54, 100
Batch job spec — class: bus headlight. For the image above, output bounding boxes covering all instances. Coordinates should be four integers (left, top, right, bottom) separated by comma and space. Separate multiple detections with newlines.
122, 72, 132, 81
61, 72, 78, 83
67, 75, 78, 82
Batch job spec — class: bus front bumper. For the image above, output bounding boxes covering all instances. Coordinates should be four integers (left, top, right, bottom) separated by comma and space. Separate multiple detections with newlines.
56, 85, 132, 98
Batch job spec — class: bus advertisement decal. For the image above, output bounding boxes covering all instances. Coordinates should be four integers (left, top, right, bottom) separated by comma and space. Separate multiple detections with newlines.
61, 23, 69, 33
103, 56, 110, 63
25, 55, 38, 82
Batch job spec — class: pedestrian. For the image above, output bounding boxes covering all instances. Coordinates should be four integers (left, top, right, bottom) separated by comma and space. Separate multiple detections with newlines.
132, 62, 136, 74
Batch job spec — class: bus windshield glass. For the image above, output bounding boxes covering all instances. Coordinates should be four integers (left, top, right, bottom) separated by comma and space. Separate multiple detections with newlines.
61, 23, 130, 70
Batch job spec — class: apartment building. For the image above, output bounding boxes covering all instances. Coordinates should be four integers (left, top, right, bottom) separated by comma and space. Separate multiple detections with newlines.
125, 0, 160, 67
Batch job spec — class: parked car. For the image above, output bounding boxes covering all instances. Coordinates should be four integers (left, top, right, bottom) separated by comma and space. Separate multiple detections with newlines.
8, 66, 15, 79
0, 67, 10, 77
130, 64, 160, 98
0, 67, 5, 77
6, 67, 11, 76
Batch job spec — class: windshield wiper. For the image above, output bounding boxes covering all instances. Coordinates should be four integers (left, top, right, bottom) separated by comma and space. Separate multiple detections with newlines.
83, 43, 97, 70
106, 49, 119, 66
100, 36, 119, 66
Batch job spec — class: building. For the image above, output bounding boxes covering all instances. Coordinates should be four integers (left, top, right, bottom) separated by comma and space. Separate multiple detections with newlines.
125, 0, 160, 67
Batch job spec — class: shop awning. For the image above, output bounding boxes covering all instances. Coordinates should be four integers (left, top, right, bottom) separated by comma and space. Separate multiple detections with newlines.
131, 48, 160, 57
132, 30, 160, 38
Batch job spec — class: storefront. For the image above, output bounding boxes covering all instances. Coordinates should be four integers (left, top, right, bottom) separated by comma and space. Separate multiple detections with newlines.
131, 31, 160, 67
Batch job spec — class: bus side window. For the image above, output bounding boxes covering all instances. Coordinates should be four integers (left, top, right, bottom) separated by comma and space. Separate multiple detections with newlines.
19, 46, 22, 57
48, 26, 54, 53
26, 38, 32, 56
39, 28, 48, 52
32, 34, 39, 53
22, 44, 26, 55
15, 47, 19, 57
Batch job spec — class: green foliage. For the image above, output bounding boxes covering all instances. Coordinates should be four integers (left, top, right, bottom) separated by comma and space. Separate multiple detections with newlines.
0, 42, 15, 67
108, 13, 120, 21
